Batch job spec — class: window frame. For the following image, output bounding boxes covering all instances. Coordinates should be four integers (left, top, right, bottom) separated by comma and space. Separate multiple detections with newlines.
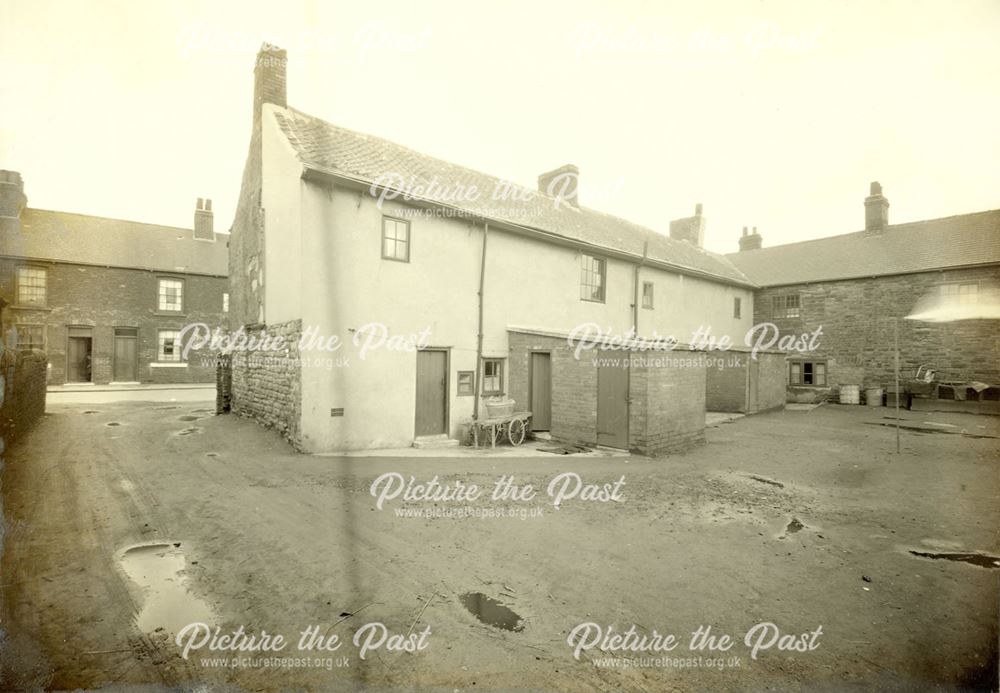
157, 329, 184, 363
16, 266, 47, 307
580, 254, 606, 303
223, 292, 230, 313
733, 296, 742, 319
14, 323, 45, 351
481, 358, 505, 396
457, 370, 474, 396
641, 281, 654, 309
772, 293, 800, 319
789, 360, 827, 386
381, 215, 411, 263
157, 277, 185, 313
940, 281, 979, 305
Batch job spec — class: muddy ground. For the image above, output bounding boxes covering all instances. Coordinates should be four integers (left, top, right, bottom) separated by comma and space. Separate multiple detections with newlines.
1, 402, 998, 691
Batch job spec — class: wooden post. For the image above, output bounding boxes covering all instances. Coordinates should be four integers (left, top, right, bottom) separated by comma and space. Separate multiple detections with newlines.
894, 317, 900, 454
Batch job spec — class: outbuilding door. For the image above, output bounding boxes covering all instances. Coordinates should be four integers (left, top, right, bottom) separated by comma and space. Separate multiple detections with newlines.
415, 349, 448, 436
113, 328, 138, 382
530, 352, 552, 431
597, 364, 629, 449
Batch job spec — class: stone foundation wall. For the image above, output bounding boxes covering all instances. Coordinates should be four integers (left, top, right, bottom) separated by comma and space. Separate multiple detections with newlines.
229, 320, 302, 448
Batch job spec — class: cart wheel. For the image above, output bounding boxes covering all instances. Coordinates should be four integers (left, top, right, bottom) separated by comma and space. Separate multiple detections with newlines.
508, 418, 526, 446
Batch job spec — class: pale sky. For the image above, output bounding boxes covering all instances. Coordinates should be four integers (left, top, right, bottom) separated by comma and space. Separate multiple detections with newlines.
1, 0, 998, 254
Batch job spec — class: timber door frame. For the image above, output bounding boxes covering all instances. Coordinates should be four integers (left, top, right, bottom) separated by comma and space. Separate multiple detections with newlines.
596, 362, 630, 449
528, 349, 553, 432
414, 347, 450, 437
112, 326, 139, 383
65, 325, 94, 384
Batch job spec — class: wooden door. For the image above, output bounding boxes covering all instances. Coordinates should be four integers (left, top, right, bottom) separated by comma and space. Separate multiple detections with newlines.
597, 364, 629, 448
113, 329, 138, 382
67, 336, 92, 383
415, 350, 447, 436
530, 352, 552, 431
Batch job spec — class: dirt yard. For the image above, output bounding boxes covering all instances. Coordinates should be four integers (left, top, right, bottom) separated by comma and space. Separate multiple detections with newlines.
2, 401, 998, 691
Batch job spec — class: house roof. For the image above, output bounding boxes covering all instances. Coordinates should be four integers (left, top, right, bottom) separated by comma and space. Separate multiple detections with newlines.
726, 209, 1000, 287
1, 208, 229, 276
270, 107, 754, 287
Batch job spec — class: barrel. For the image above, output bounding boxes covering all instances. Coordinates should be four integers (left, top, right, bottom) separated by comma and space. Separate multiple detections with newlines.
839, 385, 860, 404
865, 387, 883, 407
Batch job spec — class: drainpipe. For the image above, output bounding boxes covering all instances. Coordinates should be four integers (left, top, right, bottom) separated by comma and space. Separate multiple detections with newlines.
632, 239, 649, 335
473, 222, 489, 421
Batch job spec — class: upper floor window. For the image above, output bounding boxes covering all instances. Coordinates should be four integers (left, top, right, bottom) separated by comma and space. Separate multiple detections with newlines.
733, 296, 742, 319
157, 330, 183, 362
158, 278, 184, 312
772, 294, 800, 318
641, 281, 654, 309
940, 282, 979, 304
581, 254, 606, 302
16, 267, 47, 306
482, 358, 504, 396
382, 216, 410, 262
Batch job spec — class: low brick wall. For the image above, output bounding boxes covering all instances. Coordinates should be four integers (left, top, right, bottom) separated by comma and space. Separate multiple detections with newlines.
228, 320, 302, 449
1, 349, 48, 447
705, 350, 787, 413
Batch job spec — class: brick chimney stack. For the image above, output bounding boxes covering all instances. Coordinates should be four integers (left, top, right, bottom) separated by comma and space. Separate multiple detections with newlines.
738, 225, 763, 251
0, 170, 27, 237
194, 198, 215, 241
538, 164, 579, 208
253, 43, 287, 126
864, 181, 889, 232
669, 203, 706, 247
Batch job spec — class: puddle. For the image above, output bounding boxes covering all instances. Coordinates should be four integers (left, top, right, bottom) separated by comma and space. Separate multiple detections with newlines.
106, 422, 121, 427
175, 428, 201, 436
119, 543, 216, 635
785, 518, 805, 534
205, 452, 219, 458
459, 592, 524, 632
909, 550, 1000, 569
154, 406, 179, 411
748, 474, 784, 488
178, 415, 201, 422
82, 410, 99, 414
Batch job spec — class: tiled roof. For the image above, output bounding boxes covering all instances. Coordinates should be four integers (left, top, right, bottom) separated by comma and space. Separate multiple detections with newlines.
1, 208, 228, 276
727, 210, 1000, 286
271, 107, 753, 287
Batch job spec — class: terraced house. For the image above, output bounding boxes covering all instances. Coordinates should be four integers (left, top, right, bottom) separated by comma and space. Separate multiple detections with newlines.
728, 183, 1000, 406
0, 170, 228, 385
225, 45, 787, 454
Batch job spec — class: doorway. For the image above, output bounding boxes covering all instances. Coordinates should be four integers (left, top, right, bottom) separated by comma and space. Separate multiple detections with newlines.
529, 352, 552, 431
67, 326, 93, 383
597, 364, 629, 448
113, 327, 138, 382
415, 349, 448, 436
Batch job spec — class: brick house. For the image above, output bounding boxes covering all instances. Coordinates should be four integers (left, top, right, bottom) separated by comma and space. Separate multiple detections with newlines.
728, 183, 1000, 402
224, 45, 785, 454
0, 170, 228, 385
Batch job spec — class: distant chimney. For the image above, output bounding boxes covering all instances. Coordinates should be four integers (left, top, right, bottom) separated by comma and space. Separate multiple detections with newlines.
864, 181, 889, 232
0, 170, 27, 237
669, 203, 706, 247
253, 43, 287, 125
738, 225, 762, 251
194, 198, 215, 241
538, 164, 579, 208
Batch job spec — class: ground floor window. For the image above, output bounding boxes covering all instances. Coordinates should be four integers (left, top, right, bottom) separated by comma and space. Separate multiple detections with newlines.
482, 358, 504, 395
457, 370, 474, 396
157, 330, 183, 362
790, 360, 826, 386
15, 324, 45, 351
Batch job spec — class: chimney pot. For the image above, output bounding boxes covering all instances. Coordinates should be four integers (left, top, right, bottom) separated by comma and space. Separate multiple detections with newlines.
695, 203, 703, 216
742, 226, 748, 236
738, 226, 762, 252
